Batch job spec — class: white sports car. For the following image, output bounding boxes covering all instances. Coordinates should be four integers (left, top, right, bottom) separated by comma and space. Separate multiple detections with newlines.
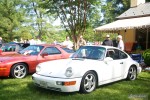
32, 45, 142, 93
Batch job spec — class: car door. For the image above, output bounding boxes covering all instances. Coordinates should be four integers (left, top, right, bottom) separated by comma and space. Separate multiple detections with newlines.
37, 47, 63, 63
106, 49, 127, 79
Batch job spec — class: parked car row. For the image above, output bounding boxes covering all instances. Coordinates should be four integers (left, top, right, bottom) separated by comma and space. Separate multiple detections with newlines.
0, 44, 142, 93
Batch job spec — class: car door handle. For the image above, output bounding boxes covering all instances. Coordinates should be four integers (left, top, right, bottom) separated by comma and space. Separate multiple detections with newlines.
120, 62, 123, 64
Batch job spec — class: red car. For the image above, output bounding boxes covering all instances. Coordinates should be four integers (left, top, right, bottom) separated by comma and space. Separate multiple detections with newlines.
0, 44, 73, 78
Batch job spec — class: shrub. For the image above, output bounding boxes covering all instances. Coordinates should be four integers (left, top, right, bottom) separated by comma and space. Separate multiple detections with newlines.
142, 49, 150, 66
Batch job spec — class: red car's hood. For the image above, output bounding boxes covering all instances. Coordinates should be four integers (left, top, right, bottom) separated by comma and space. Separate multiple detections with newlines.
0, 53, 34, 62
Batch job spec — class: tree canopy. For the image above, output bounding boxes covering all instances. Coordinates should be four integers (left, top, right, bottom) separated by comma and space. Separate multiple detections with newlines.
101, 0, 130, 24
42, 0, 101, 49
0, 0, 25, 42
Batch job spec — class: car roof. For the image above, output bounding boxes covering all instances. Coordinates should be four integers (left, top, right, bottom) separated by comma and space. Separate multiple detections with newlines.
84, 45, 120, 50
33, 44, 61, 47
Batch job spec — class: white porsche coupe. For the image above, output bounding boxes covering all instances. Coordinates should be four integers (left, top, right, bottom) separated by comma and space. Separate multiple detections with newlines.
32, 45, 142, 93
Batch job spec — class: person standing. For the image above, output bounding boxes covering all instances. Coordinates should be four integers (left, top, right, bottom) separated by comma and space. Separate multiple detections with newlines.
29, 38, 36, 45
20, 38, 24, 43
77, 35, 86, 47
102, 34, 113, 46
62, 36, 73, 49
36, 37, 41, 44
117, 35, 124, 51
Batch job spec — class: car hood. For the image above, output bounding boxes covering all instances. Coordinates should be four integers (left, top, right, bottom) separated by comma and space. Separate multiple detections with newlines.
0, 53, 35, 62
36, 58, 102, 78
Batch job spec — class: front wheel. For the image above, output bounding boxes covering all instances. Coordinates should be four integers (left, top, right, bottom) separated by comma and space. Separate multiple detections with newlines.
10, 63, 28, 78
80, 71, 97, 93
127, 66, 137, 81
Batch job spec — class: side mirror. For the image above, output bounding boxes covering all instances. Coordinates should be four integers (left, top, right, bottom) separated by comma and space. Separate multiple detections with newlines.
104, 57, 113, 64
41, 52, 48, 57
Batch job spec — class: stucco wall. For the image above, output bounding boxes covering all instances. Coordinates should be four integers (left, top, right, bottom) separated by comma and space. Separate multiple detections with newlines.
120, 29, 136, 52
120, 29, 135, 43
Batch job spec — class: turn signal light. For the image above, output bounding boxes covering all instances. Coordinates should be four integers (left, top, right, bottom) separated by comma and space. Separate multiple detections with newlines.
56, 81, 76, 86
64, 81, 76, 86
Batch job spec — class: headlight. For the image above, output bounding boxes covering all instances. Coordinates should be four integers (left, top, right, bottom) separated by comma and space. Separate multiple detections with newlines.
36, 65, 41, 73
65, 67, 73, 77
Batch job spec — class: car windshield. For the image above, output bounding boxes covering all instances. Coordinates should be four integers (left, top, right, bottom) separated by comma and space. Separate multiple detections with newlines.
19, 45, 44, 55
71, 46, 106, 60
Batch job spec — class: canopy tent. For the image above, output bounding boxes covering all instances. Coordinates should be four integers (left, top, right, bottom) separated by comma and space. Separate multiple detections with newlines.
94, 16, 150, 32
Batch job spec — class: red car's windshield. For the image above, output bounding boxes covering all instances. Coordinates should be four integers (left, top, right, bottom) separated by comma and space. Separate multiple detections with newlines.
19, 45, 44, 55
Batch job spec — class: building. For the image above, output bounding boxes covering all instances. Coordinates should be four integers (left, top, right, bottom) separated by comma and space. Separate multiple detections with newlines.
95, 0, 150, 52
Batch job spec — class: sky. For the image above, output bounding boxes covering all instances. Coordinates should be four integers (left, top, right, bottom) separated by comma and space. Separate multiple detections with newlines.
53, 18, 61, 26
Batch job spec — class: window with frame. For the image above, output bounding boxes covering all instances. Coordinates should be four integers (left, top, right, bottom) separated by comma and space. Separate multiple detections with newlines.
119, 50, 128, 59
106, 49, 127, 60
42, 47, 61, 55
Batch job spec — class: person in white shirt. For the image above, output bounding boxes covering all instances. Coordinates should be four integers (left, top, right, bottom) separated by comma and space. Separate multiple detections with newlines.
29, 38, 36, 45
117, 35, 124, 51
36, 38, 41, 44
62, 36, 73, 49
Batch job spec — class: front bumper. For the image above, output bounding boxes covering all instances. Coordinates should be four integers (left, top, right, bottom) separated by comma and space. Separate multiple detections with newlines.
32, 73, 82, 92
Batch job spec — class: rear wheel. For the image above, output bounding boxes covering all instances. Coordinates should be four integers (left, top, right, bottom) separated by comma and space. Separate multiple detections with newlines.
80, 71, 97, 93
10, 63, 28, 78
127, 66, 137, 81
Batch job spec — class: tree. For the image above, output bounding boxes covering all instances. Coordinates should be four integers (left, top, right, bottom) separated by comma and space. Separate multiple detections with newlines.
0, 0, 25, 42
101, 0, 130, 24
43, 0, 101, 49
23, 0, 56, 40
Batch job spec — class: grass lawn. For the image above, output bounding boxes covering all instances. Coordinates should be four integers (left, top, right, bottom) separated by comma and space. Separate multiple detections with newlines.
0, 71, 150, 100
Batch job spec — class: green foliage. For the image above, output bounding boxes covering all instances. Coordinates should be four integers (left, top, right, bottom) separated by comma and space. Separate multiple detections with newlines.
0, 0, 59, 43
95, 32, 118, 43
102, 0, 130, 24
41, 29, 67, 43
83, 27, 118, 43
42, 0, 101, 49
84, 27, 95, 42
23, 0, 55, 39
0, 0, 25, 42
142, 49, 150, 66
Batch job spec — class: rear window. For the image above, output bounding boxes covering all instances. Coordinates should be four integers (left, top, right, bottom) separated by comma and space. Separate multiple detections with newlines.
61, 48, 75, 53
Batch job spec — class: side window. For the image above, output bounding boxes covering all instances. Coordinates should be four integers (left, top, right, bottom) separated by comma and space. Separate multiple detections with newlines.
42, 47, 61, 55
113, 49, 120, 60
106, 49, 120, 60
119, 51, 128, 59
7, 45, 16, 51
106, 50, 115, 59
11, 45, 16, 51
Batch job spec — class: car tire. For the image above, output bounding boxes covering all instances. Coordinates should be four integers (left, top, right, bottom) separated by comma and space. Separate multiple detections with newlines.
127, 66, 137, 81
80, 71, 97, 93
10, 63, 28, 78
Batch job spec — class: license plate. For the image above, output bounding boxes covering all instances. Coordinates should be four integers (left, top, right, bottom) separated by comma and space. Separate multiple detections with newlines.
40, 81, 47, 87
